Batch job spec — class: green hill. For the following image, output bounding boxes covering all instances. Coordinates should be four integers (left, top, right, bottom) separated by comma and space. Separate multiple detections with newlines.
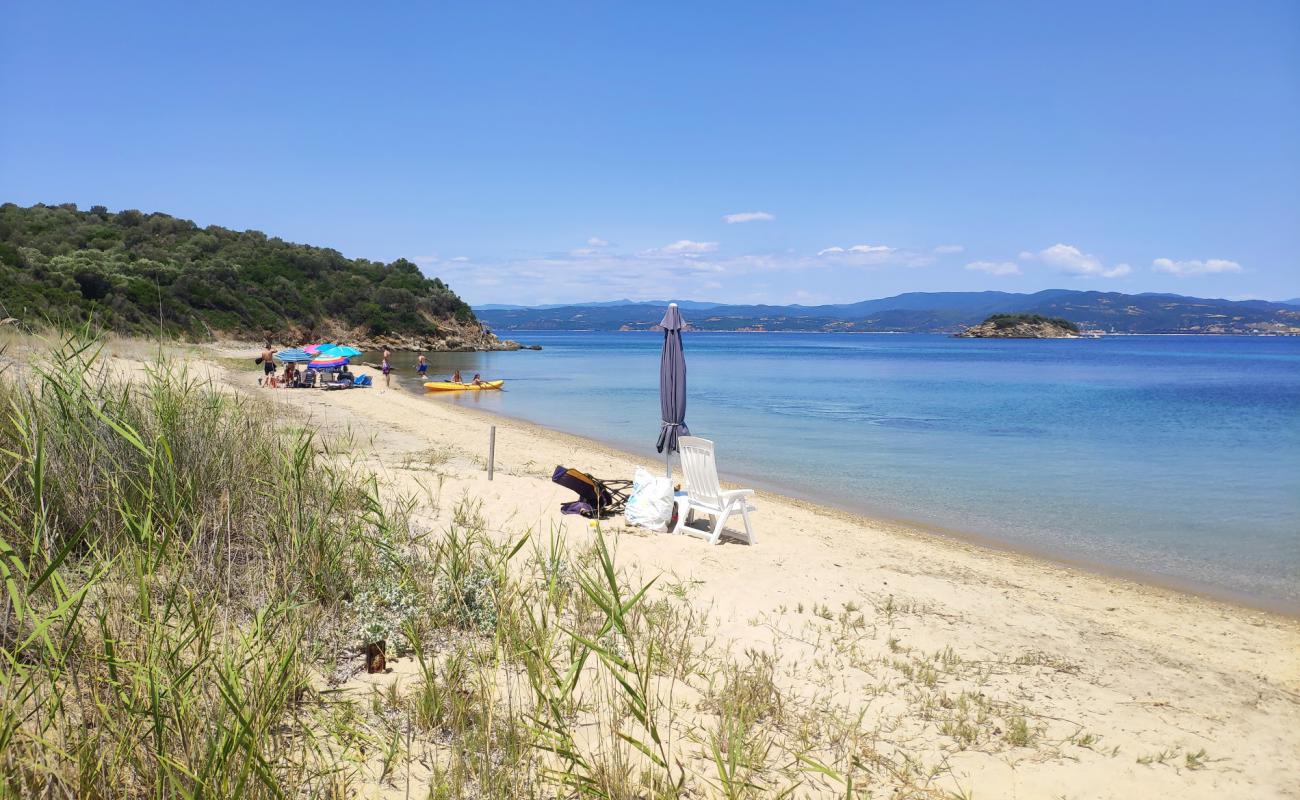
0, 202, 505, 349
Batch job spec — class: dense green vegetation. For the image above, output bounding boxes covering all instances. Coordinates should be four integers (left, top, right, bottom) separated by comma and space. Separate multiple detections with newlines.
0, 203, 475, 340
984, 313, 1079, 332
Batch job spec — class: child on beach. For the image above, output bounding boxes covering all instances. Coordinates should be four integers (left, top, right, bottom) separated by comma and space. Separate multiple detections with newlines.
417, 354, 427, 379
381, 348, 392, 389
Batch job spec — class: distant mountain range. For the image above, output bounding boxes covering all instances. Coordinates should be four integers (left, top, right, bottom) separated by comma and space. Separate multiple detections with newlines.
476, 290, 1300, 335
475, 299, 724, 311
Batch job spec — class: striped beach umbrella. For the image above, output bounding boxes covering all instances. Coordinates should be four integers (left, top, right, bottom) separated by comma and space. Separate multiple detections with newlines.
308, 354, 349, 370
274, 348, 313, 363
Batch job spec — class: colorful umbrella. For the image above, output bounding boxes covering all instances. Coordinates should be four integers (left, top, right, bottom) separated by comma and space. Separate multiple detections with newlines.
308, 354, 349, 370
303, 342, 336, 356
274, 348, 312, 363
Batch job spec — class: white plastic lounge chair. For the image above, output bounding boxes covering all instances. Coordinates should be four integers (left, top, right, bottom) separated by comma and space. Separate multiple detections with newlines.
672, 436, 756, 545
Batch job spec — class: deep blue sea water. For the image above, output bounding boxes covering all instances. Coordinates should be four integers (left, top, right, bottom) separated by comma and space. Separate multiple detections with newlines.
377, 333, 1300, 610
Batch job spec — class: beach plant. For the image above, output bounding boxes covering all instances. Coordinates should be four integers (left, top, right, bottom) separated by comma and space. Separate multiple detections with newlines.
351, 581, 421, 650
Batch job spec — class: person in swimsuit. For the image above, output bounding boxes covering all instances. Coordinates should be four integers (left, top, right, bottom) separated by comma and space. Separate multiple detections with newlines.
381, 348, 392, 389
417, 354, 428, 379
260, 342, 275, 386
471, 372, 483, 386
452, 369, 462, 384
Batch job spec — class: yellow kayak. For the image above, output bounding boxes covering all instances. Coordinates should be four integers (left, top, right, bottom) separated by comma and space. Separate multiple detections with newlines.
424, 380, 504, 392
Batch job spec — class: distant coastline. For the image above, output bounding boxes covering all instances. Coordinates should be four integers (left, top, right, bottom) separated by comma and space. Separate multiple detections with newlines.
476, 289, 1300, 335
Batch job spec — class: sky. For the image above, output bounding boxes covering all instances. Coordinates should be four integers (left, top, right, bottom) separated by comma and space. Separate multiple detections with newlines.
3, 1, 1298, 306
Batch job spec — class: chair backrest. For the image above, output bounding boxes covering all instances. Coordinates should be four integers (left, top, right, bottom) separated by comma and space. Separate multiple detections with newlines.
678, 436, 723, 506
552, 466, 610, 509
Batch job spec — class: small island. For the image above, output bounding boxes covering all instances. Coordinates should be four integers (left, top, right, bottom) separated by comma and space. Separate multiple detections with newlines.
955, 313, 1080, 338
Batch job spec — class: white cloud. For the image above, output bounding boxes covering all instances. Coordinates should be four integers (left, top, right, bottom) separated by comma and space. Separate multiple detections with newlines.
1152, 257, 1242, 277
814, 243, 932, 268
587, 237, 609, 247
933, 244, 965, 254
411, 254, 439, 265
450, 256, 470, 262
818, 243, 892, 256
964, 260, 1022, 276
1028, 243, 1131, 278
661, 239, 719, 254
440, 241, 935, 305
722, 211, 775, 224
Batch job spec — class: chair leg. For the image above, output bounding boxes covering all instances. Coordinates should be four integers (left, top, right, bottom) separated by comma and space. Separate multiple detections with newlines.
710, 507, 732, 545
740, 503, 755, 545
673, 499, 691, 535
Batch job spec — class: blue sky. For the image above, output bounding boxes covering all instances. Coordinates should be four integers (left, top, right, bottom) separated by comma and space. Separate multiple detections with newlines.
3, 1, 1297, 305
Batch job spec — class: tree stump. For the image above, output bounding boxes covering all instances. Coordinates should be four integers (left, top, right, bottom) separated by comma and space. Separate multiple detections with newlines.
364, 641, 387, 673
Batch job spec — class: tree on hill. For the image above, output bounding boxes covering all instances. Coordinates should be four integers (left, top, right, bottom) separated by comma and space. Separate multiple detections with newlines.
0, 202, 477, 342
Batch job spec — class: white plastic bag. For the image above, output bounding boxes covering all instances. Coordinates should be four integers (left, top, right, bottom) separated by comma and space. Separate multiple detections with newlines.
624, 466, 674, 530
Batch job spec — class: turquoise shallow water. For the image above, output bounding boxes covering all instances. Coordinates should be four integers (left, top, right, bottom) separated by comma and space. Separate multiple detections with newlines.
375, 333, 1300, 610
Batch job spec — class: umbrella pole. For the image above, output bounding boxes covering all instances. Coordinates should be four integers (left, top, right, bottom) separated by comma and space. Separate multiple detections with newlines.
665, 449, 672, 481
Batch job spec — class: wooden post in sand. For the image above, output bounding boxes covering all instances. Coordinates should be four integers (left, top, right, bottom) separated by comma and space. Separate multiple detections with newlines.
488, 425, 496, 480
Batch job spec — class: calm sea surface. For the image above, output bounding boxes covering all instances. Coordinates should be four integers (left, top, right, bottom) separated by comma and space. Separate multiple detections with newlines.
373, 333, 1300, 610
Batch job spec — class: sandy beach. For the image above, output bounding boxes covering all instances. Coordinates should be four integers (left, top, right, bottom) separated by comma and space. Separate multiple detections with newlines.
123, 338, 1295, 800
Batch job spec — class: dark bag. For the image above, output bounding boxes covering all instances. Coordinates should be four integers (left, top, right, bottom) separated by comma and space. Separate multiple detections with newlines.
255, 356, 264, 365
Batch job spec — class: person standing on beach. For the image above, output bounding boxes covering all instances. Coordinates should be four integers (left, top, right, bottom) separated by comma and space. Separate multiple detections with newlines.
381, 348, 392, 389
259, 342, 275, 386
416, 354, 428, 380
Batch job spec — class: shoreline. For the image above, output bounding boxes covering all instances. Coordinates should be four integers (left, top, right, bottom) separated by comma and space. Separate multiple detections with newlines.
398, 378, 1300, 619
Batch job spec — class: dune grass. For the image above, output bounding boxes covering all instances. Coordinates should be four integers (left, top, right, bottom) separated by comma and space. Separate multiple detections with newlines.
0, 330, 403, 797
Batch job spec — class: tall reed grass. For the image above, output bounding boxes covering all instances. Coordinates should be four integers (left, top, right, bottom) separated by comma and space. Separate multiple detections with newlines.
0, 331, 402, 797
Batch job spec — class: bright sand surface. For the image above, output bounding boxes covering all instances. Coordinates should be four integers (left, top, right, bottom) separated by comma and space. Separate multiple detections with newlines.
123, 341, 1300, 797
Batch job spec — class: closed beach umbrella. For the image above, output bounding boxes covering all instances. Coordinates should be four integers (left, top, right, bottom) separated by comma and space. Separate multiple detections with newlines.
656, 303, 690, 478
274, 348, 312, 363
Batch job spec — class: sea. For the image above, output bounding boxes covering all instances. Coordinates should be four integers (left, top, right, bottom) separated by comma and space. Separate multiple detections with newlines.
369, 332, 1300, 612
